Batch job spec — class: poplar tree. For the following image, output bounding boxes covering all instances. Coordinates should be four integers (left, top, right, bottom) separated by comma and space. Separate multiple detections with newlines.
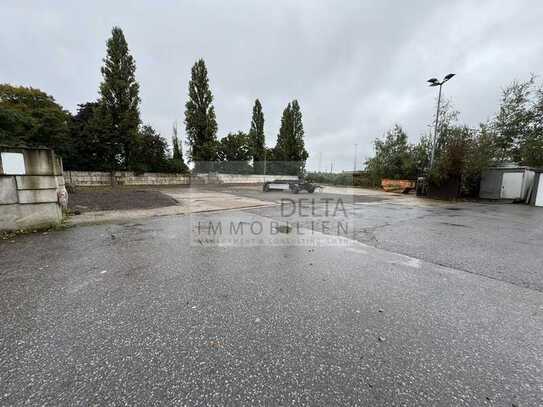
274, 100, 308, 174
171, 121, 188, 172
249, 99, 266, 173
99, 26, 141, 170
172, 122, 182, 160
184, 59, 218, 172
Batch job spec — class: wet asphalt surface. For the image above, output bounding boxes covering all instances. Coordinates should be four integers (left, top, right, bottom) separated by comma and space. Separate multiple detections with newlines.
1, 188, 543, 406
238, 188, 543, 292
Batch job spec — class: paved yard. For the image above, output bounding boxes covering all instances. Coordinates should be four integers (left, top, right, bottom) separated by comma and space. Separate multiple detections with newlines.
1, 186, 542, 405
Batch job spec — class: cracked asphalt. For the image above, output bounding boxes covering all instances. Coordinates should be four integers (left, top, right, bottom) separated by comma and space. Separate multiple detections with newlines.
1, 187, 542, 406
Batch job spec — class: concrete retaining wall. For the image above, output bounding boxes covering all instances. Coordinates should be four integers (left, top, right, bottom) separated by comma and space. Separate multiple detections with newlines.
65, 171, 296, 187
64, 171, 191, 187
219, 174, 298, 184
193, 173, 298, 184
1, 146, 65, 231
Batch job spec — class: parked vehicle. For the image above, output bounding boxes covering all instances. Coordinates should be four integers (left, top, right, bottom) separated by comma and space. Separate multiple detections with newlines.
263, 179, 320, 193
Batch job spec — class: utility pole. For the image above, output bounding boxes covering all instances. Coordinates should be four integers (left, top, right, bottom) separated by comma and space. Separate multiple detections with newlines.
427, 73, 455, 170
353, 144, 358, 173
318, 152, 322, 173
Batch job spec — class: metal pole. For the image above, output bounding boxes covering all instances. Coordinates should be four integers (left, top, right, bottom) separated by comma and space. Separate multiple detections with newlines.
318, 152, 322, 173
429, 83, 442, 170
353, 144, 358, 172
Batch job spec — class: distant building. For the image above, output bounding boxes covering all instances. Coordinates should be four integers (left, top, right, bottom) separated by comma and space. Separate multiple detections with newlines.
479, 163, 535, 202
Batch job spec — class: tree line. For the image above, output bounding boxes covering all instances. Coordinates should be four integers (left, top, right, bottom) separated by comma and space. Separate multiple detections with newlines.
183, 59, 308, 174
0, 27, 308, 175
365, 77, 543, 196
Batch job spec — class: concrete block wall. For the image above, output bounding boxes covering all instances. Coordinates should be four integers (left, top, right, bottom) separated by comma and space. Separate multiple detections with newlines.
193, 173, 298, 184
64, 170, 296, 187
216, 174, 298, 184
64, 171, 191, 187
0, 146, 64, 231
117, 172, 190, 186
64, 171, 111, 186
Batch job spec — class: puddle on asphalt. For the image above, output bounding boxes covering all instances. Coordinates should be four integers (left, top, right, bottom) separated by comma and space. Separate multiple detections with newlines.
275, 225, 292, 234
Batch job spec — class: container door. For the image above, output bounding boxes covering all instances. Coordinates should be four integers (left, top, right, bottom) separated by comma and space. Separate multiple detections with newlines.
522, 170, 535, 200
501, 172, 523, 199
480, 170, 501, 199
536, 176, 543, 207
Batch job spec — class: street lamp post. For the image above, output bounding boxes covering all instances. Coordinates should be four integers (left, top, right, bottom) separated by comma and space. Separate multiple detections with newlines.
427, 73, 455, 170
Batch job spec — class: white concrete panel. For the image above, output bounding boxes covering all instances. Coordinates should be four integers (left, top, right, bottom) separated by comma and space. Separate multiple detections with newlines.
1, 152, 26, 174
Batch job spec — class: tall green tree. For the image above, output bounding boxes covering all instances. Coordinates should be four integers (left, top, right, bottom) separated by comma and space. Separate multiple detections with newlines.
490, 76, 543, 167
0, 84, 71, 155
461, 123, 497, 196
273, 100, 308, 175
521, 86, 543, 167
493, 77, 534, 162
172, 122, 181, 160
99, 26, 141, 170
65, 102, 111, 170
431, 126, 470, 185
217, 131, 252, 173
184, 59, 218, 172
410, 133, 431, 177
249, 99, 265, 174
365, 124, 416, 184
171, 122, 188, 172
137, 125, 170, 172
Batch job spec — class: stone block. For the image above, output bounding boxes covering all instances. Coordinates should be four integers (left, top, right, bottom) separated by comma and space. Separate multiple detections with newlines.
17, 189, 57, 204
0, 177, 18, 204
0, 203, 62, 231
16, 175, 58, 190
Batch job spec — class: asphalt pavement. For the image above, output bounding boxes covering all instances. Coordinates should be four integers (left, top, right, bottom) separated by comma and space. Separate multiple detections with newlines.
1, 188, 542, 406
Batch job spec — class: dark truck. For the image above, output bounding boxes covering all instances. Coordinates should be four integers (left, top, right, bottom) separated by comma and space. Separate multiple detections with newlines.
262, 179, 320, 194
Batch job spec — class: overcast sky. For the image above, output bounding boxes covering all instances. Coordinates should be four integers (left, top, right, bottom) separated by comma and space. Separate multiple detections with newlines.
2, 1, 542, 171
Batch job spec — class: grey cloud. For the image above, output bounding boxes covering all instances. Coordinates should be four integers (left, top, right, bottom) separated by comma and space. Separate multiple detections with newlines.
1, 0, 541, 171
